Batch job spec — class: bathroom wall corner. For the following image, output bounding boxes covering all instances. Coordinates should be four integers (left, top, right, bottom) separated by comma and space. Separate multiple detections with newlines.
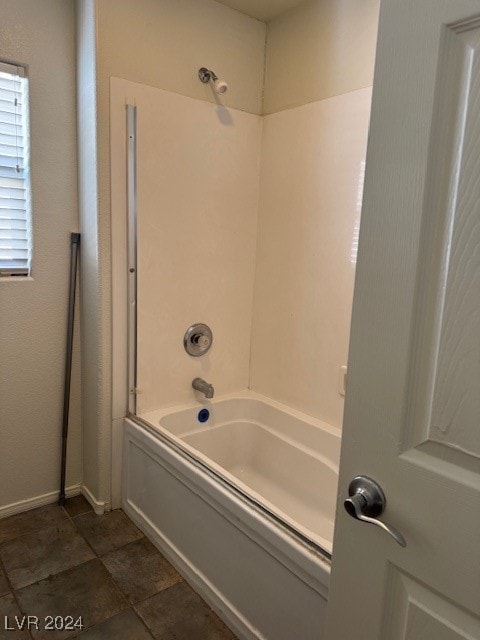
76, 0, 112, 509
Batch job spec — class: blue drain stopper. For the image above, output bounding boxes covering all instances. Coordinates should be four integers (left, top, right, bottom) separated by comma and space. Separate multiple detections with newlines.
198, 409, 210, 423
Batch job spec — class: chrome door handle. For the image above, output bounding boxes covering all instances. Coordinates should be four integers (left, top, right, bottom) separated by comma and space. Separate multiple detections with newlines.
344, 476, 407, 547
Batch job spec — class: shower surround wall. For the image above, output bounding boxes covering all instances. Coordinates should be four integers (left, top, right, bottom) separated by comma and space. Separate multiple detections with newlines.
111, 84, 372, 425
109, 0, 380, 430
103, 0, 380, 505
250, 90, 372, 428
250, 0, 379, 429
122, 81, 263, 412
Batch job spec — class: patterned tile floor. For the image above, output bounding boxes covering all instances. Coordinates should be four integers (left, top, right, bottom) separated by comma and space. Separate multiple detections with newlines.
0, 497, 236, 639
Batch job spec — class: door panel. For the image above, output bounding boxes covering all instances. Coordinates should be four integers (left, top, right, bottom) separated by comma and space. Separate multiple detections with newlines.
407, 19, 480, 464
326, 1, 480, 638
384, 569, 479, 640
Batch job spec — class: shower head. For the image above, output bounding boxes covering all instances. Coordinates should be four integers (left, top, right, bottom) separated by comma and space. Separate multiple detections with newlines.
213, 78, 228, 94
198, 67, 228, 95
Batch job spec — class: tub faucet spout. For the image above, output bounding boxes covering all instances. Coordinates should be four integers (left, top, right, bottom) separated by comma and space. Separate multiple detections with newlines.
192, 377, 214, 399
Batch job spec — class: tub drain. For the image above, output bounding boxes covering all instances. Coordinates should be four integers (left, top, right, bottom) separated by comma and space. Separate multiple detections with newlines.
198, 409, 210, 423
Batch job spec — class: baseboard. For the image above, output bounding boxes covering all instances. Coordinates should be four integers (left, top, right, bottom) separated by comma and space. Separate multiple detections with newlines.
0, 484, 82, 520
81, 484, 109, 515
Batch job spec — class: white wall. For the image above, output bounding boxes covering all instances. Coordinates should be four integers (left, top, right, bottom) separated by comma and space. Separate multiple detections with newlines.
250, 89, 372, 427
112, 80, 262, 412
0, 0, 81, 512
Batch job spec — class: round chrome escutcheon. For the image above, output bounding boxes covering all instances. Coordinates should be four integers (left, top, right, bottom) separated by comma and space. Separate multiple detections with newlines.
183, 323, 213, 357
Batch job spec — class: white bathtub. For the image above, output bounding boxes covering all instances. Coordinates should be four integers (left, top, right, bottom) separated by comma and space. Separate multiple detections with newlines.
123, 391, 341, 640
142, 392, 340, 554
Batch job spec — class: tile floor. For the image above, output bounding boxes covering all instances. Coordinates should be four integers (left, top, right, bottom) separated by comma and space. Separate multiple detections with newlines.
0, 497, 236, 639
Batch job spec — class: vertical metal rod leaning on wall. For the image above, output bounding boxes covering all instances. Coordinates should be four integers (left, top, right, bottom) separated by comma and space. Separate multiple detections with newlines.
127, 105, 138, 416
58, 232, 81, 506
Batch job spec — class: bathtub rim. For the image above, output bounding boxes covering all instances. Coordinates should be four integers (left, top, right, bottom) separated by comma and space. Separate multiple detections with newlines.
130, 390, 339, 562
123, 417, 332, 599
142, 390, 341, 445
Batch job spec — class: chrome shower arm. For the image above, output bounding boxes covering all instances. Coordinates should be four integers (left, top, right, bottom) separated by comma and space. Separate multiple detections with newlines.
198, 67, 218, 83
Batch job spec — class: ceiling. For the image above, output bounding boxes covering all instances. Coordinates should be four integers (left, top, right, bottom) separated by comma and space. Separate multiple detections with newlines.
215, 0, 306, 22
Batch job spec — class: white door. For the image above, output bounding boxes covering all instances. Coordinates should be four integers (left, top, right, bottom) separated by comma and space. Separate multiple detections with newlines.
326, 1, 480, 638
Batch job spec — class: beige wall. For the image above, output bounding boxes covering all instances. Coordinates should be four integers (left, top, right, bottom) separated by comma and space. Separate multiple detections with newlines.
215, 0, 305, 22
0, 0, 81, 512
97, 0, 266, 116
76, 0, 110, 511
264, 0, 380, 113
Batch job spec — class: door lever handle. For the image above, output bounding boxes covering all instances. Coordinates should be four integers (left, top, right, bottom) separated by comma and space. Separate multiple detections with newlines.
344, 476, 407, 547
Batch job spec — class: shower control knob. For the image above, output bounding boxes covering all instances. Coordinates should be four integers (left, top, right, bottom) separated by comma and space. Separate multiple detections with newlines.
344, 476, 407, 547
184, 323, 213, 357
193, 334, 210, 348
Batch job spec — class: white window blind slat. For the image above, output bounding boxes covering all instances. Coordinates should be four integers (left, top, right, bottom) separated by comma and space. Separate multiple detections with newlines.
0, 228, 26, 238
0, 237, 28, 248
0, 91, 22, 101
0, 111, 22, 125
0, 170, 25, 182
0, 124, 24, 138
0, 134, 23, 145
0, 78, 22, 91
0, 146, 25, 160
0, 64, 31, 276
0, 247, 27, 259
0, 218, 27, 233
0, 175, 25, 187
0, 156, 24, 169
0, 103, 24, 116
0, 188, 26, 200
0, 199, 27, 210
0, 208, 27, 217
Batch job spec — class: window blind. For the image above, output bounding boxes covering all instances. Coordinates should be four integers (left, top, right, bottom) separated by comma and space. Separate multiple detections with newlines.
0, 61, 31, 276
